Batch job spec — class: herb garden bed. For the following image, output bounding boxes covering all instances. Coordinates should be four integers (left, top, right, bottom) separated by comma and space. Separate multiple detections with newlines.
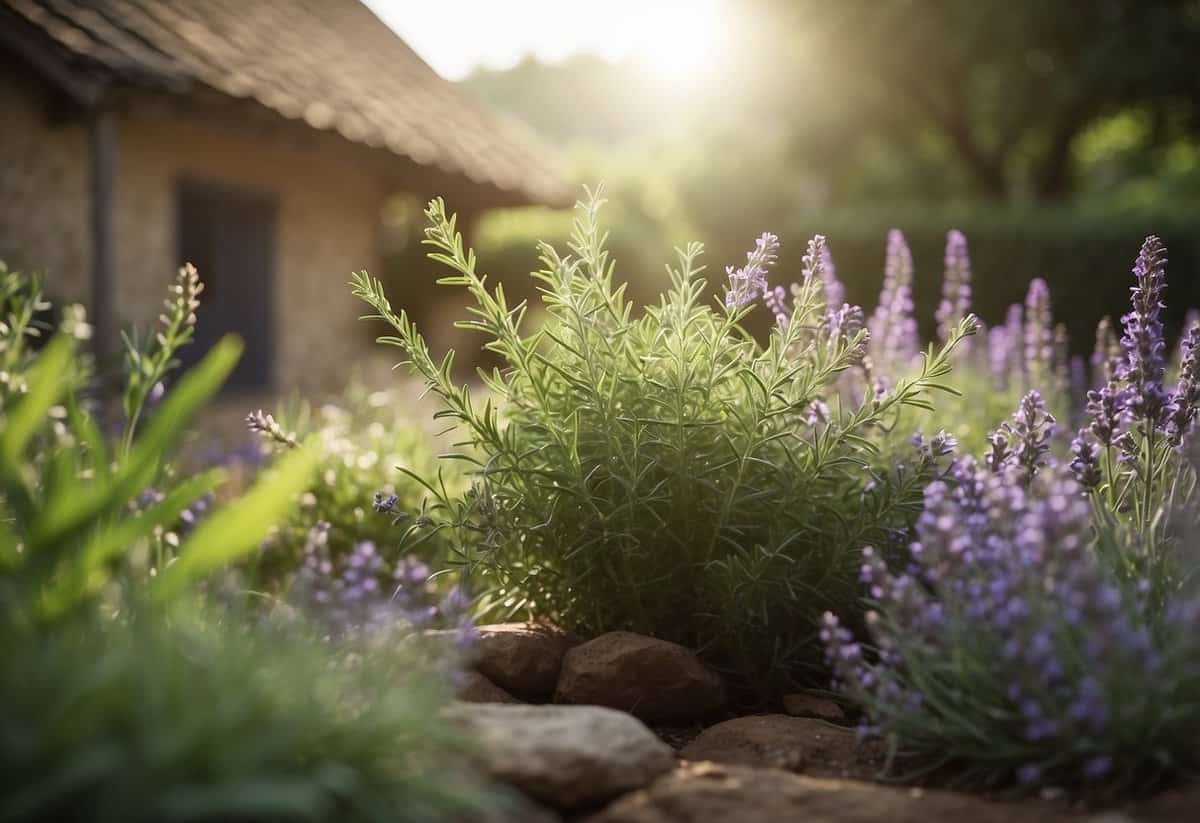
3, 185, 1199, 821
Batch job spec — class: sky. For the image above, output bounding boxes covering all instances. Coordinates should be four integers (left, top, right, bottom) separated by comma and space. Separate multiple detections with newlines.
365, 0, 724, 81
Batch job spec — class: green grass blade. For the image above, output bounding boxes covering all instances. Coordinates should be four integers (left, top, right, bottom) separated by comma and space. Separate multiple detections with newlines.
154, 440, 320, 600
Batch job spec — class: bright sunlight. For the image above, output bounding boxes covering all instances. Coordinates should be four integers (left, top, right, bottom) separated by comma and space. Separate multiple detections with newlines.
368, 0, 724, 80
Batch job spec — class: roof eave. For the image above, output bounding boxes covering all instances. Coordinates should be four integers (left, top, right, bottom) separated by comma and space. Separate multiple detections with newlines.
0, 6, 106, 107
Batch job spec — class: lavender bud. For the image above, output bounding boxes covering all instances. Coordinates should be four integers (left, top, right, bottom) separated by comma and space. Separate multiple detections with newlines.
725, 232, 780, 309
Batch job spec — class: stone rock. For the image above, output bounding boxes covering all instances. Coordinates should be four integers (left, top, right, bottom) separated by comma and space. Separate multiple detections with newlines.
555, 631, 725, 722
473, 623, 572, 698
456, 670, 521, 703
680, 715, 879, 779
449, 703, 675, 809
585, 762, 1075, 823
1102, 784, 1200, 822
782, 693, 845, 723
464, 791, 563, 823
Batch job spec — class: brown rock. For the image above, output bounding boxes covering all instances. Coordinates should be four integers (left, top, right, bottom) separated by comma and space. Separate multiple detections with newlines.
1108, 784, 1200, 822
585, 762, 1075, 823
473, 623, 572, 698
555, 631, 725, 722
782, 693, 845, 723
449, 703, 675, 809
680, 715, 879, 779
456, 670, 521, 703
464, 790, 563, 823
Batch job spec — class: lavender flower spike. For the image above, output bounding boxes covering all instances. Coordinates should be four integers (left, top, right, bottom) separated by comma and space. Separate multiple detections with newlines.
935, 229, 973, 344
764, 285, 790, 328
820, 242, 845, 311
1091, 316, 1121, 387
1117, 236, 1169, 424
987, 326, 1012, 390
1070, 429, 1102, 490
1086, 382, 1126, 447
725, 231, 780, 309
990, 391, 1057, 481
870, 229, 918, 371
1024, 278, 1054, 384
1166, 320, 1200, 447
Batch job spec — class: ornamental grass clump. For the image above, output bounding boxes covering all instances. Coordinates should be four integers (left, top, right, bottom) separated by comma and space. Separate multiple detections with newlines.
353, 187, 975, 691
0, 264, 498, 823
823, 237, 1200, 798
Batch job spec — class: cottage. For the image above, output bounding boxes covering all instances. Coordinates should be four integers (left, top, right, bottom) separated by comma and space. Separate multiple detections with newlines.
0, 0, 567, 392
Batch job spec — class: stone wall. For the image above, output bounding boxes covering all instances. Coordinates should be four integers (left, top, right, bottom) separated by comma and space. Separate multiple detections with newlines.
0, 64, 91, 302
0, 67, 391, 395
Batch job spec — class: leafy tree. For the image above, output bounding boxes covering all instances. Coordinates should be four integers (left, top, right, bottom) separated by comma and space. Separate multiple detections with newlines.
770, 0, 1200, 200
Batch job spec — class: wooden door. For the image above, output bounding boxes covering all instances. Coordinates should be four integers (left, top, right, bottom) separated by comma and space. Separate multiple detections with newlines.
176, 179, 276, 391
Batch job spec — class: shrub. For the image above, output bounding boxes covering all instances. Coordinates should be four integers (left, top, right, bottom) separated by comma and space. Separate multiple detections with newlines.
352, 187, 974, 694
823, 237, 1200, 797
0, 606, 492, 823
0, 265, 497, 822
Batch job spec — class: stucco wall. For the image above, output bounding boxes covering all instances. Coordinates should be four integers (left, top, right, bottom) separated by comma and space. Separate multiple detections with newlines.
0, 69, 388, 395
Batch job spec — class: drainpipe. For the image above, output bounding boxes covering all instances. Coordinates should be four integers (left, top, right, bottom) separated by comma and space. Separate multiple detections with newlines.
88, 108, 117, 391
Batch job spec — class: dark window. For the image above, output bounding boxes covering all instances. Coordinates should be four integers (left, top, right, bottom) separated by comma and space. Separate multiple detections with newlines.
176, 179, 276, 391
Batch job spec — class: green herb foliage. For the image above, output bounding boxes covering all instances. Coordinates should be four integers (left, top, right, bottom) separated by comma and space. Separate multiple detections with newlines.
353, 187, 976, 693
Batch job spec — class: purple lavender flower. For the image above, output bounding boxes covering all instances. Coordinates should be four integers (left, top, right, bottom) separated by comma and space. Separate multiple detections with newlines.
822, 459, 1175, 790
1069, 429, 1102, 490
1023, 279, 1053, 384
1165, 320, 1200, 447
987, 391, 1056, 481
373, 491, 408, 526
987, 325, 1013, 390
1116, 236, 1169, 425
1005, 303, 1025, 377
912, 430, 958, 462
1092, 316, 1120, 388
805, 399, 831, 429
820, 242, 845, 312
725, 232, 780, 309
1053, 323, 1070, 388
764, 285, 790, 328
824, 302, 868, 366
869, 229, 918, 372
1175, 309, 1200, 368
1086, 382, 1126, 447
935, 229, 972, 344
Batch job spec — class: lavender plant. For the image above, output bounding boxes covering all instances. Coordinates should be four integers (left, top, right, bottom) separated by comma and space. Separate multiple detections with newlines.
289, 520, 477, 652
823, 457, 1199, 796
352, 187, 975, 690
823, 237, 1200, 797
243, 386, 465, 596
1073, 237, 1200, 608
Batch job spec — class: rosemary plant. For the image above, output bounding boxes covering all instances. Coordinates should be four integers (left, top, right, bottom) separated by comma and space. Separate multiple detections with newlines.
353, 187, 975, 691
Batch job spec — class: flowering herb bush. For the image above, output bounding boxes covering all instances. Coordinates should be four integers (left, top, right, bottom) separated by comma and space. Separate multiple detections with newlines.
862, 228, 1075, 460
352, 188, 975, 691
823, 237, 1200, 797
289, 521, 478, 653
243, 386, 464, 595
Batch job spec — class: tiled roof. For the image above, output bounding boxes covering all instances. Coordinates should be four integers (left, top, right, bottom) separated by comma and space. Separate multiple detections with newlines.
1, 0, 570, 207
